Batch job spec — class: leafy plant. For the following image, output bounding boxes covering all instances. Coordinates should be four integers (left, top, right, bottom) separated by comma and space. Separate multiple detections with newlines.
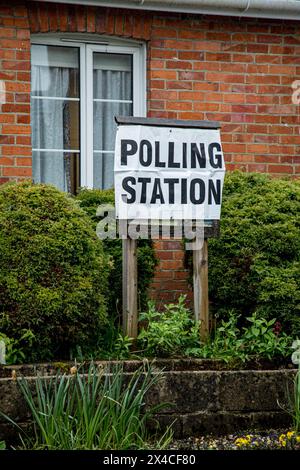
138, 295, 199, 357
187, 312, 292, 363
0, 441, 5, 450
97, 333, 134, 361
0, 181, 109, 362
0, 363, 172, 450
73, 313, 135, 361
0, 330, 35, 365
138, 297, 293, 362
186, 312, 245, 362
242, 314, 291, 360
113, 334, 134, 360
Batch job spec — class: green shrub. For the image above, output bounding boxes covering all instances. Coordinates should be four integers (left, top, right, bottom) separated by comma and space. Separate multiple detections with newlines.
75, 188, 157, 314
207, 171, 300, 335
0, 181, 109, 362
0, 330, 35, 365
187, 312, 292, 362
138, 297, 292, 361
138, 295, 200, 357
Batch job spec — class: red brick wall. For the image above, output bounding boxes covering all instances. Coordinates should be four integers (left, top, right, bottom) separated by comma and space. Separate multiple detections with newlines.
1, 1, 300, 303
0, 3, 31, 183
149, 239, 193, 305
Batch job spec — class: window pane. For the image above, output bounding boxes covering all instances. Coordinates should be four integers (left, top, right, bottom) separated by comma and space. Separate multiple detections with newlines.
93, 152, 114, 189
31, 45, 80, 193
31, 45, 79, 98
93, 102, 132, 152
32, 100, 79, 151
93, 52, 133, 189
32, 151, 80, 194
93, 54, 132, 101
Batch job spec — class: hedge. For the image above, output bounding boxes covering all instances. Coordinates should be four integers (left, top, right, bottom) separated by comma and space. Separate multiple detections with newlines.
208, 171, 300, 336
0, 182, 109, 361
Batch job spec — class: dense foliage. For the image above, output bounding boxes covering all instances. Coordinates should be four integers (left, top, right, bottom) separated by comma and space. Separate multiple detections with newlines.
138, 296, 199, 357
1, 172, 298, 365
75, 188, 157, 314
138, 296, 293, 362
207, 172, 300, 335
0, 182, 109, 361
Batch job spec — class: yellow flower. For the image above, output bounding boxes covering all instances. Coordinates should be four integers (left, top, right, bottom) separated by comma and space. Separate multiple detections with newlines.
296, 436, 300, 443
279, 434, 287, 447
287, 431, 295, 439
235, 437, 250, 447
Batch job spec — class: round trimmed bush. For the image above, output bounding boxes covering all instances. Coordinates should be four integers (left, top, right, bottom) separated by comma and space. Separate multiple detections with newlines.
208, 171, 300, 336
0, 181, 109, 361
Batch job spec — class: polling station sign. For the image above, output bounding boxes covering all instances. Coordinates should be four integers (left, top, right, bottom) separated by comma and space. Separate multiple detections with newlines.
114, 118, 225, 220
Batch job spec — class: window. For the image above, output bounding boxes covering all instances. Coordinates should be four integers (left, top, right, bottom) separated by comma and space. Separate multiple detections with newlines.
31, 36, 146, 192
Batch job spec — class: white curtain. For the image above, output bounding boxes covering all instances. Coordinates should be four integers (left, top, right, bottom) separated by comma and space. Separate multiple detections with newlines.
31, 66, 71, 191
93, 69, 132, 189
32, 58, 132, 191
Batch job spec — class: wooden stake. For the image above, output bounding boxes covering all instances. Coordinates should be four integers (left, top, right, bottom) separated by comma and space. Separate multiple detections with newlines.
122, 238, 138, 338
193, 239, 209, 341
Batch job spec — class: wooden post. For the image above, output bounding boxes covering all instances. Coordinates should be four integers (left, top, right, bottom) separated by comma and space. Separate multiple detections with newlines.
122, 238, 138, 338
193, 239, 209, 341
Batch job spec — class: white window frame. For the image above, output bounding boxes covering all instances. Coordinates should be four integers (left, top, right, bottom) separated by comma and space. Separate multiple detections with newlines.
31, 34, 146, 189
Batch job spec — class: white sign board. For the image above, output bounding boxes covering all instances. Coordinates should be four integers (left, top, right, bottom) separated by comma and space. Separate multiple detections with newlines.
114, 124, 225, 220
